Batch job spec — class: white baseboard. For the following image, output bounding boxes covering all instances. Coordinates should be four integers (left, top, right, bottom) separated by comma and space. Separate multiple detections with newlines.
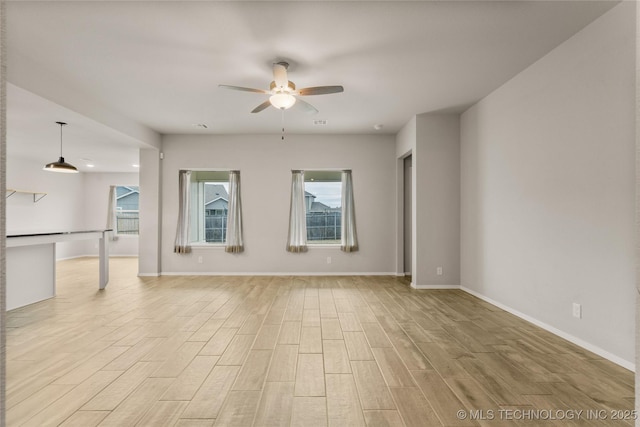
57, 254, 138, 261
461, 286, 634, 372
410, 283, 460, 290
160, 271, 397, 277
138, 273, 160, 277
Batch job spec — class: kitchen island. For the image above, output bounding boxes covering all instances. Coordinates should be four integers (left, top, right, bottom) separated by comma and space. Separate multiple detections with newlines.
6, 229, 111, 310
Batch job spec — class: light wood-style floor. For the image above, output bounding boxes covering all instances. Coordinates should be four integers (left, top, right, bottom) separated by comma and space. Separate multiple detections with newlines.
6, 257, 634, 426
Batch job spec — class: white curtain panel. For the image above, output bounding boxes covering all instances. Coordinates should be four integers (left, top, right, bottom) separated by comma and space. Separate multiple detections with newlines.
225, 170, 244, 253
106, 185, 118, 241
174, 170, 192, 254
341, 170, 359, 252
286, 170, 308, 253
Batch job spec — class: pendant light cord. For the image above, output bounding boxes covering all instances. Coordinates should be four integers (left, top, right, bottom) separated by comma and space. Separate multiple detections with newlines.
56, 121, 67, 158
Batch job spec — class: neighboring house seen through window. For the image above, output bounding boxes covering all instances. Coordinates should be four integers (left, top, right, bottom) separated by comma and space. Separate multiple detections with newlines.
190, 171, 230, 244
115, 186, 140, 235
304, 171, 342, 244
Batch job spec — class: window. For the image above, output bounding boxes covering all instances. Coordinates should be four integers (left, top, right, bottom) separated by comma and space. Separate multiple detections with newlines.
190, 171, 230, 244
115, 186, 139, 235
304, 171, 342, 244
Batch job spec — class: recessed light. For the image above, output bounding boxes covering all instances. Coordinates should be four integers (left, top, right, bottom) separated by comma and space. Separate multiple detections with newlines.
374, 124, 384, 131
132, 164, 140, 168
86, 164, 95, 168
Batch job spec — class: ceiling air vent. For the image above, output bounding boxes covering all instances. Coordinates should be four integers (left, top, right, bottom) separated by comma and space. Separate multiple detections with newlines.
313, 120, 328, 126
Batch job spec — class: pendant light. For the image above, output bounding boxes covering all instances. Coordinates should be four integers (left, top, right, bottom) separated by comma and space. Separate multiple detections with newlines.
43, 121, 78, 173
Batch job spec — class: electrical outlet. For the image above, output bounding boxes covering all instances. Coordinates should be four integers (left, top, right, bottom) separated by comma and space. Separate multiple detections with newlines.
198, 256, 203, 264
327, 256, 332, 264
436, 267, 443, 276
572, 303, 582, 319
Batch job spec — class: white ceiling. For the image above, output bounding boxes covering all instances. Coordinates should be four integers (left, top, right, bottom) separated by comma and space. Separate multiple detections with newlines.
6, 1, 618, 172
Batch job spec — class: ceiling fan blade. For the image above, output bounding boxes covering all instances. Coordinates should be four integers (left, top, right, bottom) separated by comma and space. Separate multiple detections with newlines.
295, 98, 319, 115
251, 100, 272, 113
296, 85, 344, 96
273, 62, 289, 90
219, 84, 269, 94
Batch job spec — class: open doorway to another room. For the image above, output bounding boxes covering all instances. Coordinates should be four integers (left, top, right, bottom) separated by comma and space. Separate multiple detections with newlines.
403, 155, 412, 282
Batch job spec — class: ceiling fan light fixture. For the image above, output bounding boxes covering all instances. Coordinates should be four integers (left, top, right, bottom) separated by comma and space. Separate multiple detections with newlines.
43, 122, 78, 174
270, 93, 296, 110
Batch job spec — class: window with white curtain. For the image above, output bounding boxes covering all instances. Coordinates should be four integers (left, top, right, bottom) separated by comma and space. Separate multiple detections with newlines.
304, 171, 342, 245
189, 171, 230, 244
114, 185, 139, 235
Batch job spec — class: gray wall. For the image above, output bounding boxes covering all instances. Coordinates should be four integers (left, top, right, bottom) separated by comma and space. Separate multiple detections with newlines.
395, 114, 461, 288
460, 2, 635, 367
160, 134, 396, 275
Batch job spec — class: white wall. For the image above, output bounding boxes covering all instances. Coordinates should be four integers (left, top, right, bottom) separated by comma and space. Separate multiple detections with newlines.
461, 2, 635, 367
83, 172, 139, 256
160, 134, 396, 274
6, 156, 86, 259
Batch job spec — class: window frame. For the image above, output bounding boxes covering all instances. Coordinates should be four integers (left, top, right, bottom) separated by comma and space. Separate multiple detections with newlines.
114, 185, 140, 236
189, 170, 231, 246
303, 170, 342, 247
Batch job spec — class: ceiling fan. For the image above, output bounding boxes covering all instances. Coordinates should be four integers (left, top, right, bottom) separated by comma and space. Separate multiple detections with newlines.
219, 61, 344, 114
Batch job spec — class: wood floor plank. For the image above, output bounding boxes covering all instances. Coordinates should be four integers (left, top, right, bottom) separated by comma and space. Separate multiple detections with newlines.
18, 370, 121, 427
344, 331, 374, 361
82, 361, 162, 410
136, 400, 189, 427
181, 365, 240, 419
390, 387, 442, 427
159, 356, 219, 401
252, 324, 280, 350
411, 370, 478, 426
232, 349, 272, 390
199, 328, 238, 356
323, 340, 351, 374
291, 396, 328, 427
326, 373, 366, 427
218, 334, 255, 366
371, 347, 415, 388
303, 309, 321, 327
321, 318, 344, 340
278, 321, 302, 344
338, 312, 362, 332
267, 344, 299, 382
214, 390, 261, 426
363, 410, 405, 427
58, 410, 109, 427
151, 341, 206, 378
295, 353, 325, 396
299, 326, 323, 354
253, 381, 295, 427
351, 361, 395, 410
361, 322, 392, 348
97, 377, 174, 426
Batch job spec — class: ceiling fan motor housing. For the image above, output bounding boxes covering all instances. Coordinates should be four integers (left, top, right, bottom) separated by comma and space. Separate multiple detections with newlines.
270, 80, 296, 93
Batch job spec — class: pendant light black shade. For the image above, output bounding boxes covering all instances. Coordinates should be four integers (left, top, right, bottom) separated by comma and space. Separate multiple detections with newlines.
43, 122, 78, 173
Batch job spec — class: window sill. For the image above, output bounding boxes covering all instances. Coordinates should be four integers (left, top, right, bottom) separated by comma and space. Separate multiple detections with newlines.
114, 234, 139, 238
307, 243, 341, 249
